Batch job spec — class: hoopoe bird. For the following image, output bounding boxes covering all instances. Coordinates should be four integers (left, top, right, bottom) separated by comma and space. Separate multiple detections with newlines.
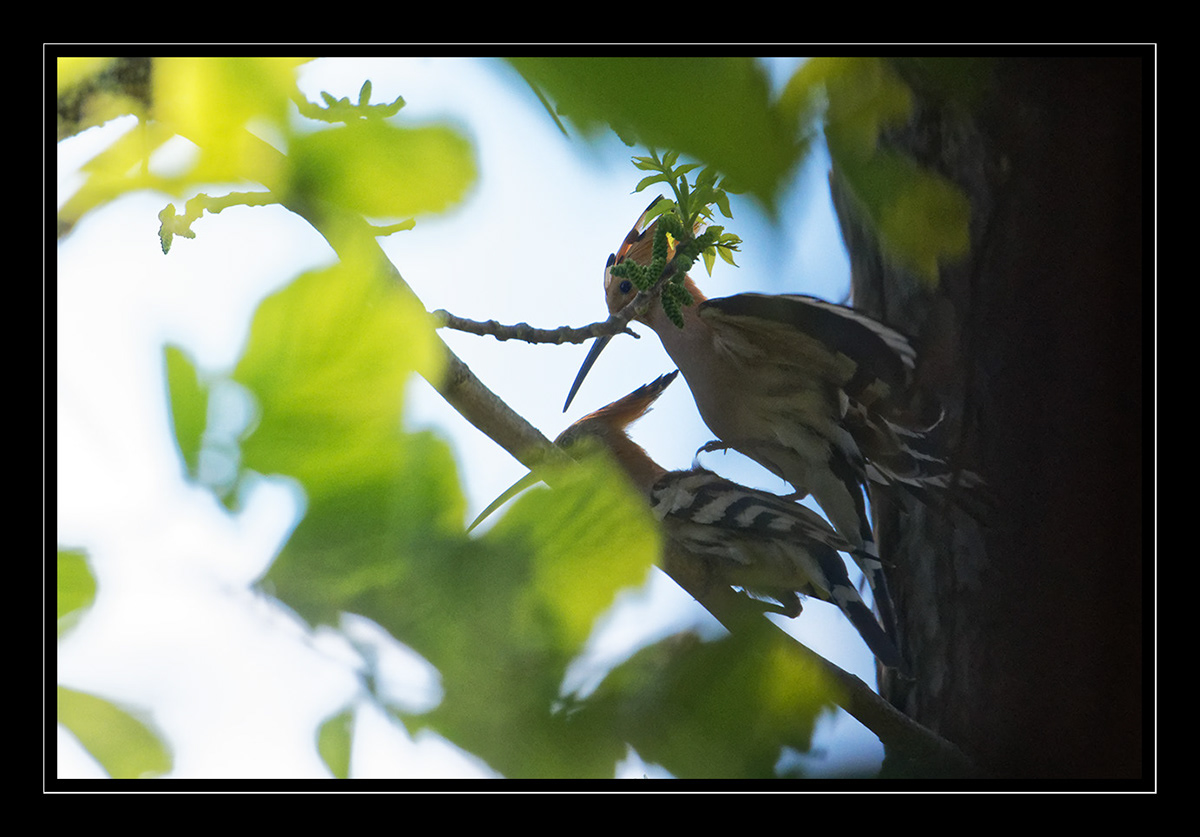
564, 200, 974, 632
481, 371, 906, 672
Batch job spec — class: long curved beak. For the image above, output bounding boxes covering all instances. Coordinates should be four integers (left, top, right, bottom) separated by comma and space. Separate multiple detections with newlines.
466, 469, 545, 533
562, 334, 613, 412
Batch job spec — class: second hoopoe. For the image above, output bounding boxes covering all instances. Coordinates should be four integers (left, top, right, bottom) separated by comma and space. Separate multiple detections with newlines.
490, 371, 906, 672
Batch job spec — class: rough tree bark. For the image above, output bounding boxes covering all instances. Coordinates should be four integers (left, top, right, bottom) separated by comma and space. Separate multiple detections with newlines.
833, 57, 1145, 779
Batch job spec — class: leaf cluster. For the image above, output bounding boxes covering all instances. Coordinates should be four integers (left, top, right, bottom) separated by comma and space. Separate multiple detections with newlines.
609, 149, 743, 326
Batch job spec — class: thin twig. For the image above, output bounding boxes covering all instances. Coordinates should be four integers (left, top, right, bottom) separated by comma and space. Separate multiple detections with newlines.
433, 250, 685, 346
432, 311, 638, 345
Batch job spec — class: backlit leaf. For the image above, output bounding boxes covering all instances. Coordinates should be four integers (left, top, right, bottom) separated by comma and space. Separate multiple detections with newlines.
57, 686, 172, 779
288, 121, 476, 220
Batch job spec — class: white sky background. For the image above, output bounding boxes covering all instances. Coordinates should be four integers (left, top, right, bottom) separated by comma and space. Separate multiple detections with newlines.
55, 56, 888, 779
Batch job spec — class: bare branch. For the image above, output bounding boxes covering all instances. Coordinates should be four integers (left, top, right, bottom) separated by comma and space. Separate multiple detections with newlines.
432, 249, 686, 346
432, 310, 638, 345
431, 346, 573, 473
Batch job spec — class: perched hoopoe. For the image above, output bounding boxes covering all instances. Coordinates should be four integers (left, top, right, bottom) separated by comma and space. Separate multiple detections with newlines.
485, 371, 906, 672
564, 200, 972, 629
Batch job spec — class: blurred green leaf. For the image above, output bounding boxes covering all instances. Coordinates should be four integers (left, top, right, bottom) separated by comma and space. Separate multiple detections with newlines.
288, 121, 476, 219
817, 56, 972, 284
58, 118, 179, 231
483, 452, 659, 657
776, 57, 831, 136
833, 147, 971, 283
876, 156, 971, 280
57, 686, 172, 778
152, 57, 307, 185
233, 238, 443, 502
317, 709, 354, 778
405, 453, 659, 778
164, 345, 209, 478
820, 56, 914, 160
581, 622, 842, 778
233, 226, 462, 626
507, 57, 805, 212
57, 548, 96, 638
262, 428, 466, 628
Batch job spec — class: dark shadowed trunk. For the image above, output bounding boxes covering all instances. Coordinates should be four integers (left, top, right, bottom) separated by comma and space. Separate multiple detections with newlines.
832, 56, 1146, 780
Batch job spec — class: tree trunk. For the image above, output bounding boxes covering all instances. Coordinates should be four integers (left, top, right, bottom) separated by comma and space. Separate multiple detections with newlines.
833, 57, 1145, 779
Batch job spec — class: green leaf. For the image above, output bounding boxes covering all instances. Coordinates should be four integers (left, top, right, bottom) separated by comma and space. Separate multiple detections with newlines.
633, 172, 672, 193
485, 453, 659, 652
581, 624, 842, 778
711, 185, 733, 220
288, 121, 476, 220
233, 241, 443, 501
153, 57, 307, 185
57, 686, 172, 778
369, 451, 658, 778
820, 57, 972, 284
164, 345, 209, 478
57, 548, 96, 638
832, 147, 970, 284
262, 428, 466, 629
317, 709, 354, 778
820, 56, 914, 160
507, 57, 805, 212
58, 119, 178, 231
877, 158, 971, 280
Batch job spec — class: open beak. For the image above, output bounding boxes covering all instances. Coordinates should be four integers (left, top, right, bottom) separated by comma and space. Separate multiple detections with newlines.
466, 469, 546, 533
562, 334, 613, 413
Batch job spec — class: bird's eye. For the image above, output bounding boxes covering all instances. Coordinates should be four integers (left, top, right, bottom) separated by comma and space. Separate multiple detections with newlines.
605, 253, 616, 268
619, 280, 632, 294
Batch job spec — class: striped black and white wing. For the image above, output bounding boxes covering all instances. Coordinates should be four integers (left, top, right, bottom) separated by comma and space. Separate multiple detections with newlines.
649, 469, 905, 671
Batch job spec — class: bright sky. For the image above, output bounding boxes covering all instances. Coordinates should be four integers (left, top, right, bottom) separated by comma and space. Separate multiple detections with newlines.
55, 56, 888, 779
